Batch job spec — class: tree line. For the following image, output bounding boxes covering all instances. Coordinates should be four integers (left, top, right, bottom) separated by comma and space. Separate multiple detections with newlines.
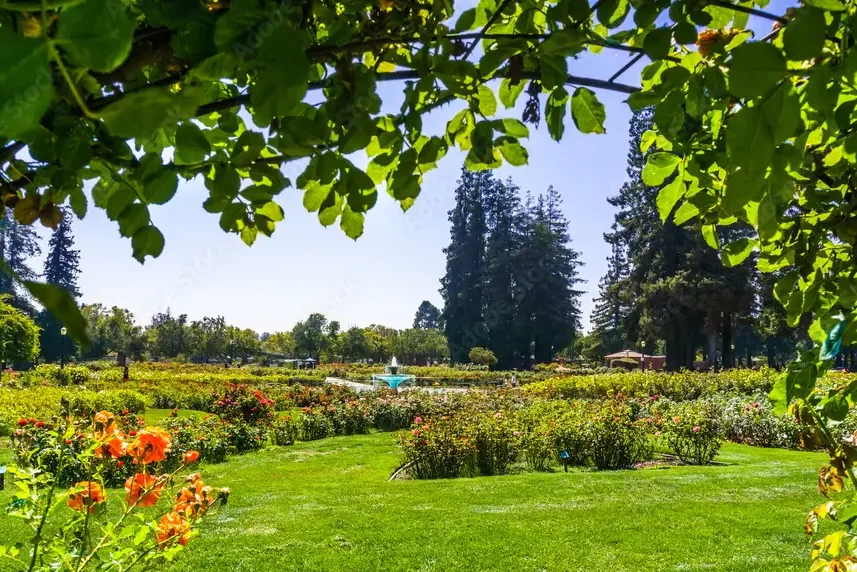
441, 169, 584, 370
583, 109, 811, 371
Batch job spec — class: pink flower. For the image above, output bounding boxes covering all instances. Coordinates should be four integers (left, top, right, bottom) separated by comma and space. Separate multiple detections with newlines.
692, 426, 700, 433
412, 429, 420, 436
414, 416, 423, 424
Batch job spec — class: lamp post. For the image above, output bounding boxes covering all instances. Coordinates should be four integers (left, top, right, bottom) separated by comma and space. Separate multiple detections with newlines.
60, 327, 67, 369
731, 343, 736, 368
641, 340, 647, 371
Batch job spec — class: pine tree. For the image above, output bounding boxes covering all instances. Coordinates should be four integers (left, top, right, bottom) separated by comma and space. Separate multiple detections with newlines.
38, 208, 82, 361
589, 224, 628, 357
440, 168, 489, 363
0, 207, 42, 315
43, 207, 81, 296
483, 176, 522, 369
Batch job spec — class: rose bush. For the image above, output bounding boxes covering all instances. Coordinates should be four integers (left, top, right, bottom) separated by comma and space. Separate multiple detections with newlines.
1, 406, 227, 571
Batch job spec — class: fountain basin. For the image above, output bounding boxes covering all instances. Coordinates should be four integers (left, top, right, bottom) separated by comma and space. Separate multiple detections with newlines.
372, 373, 415, 390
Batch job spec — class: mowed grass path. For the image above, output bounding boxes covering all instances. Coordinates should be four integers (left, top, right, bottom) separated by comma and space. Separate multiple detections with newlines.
0, 433, 830, 571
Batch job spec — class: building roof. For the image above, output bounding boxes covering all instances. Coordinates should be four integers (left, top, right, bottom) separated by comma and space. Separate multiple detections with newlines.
603, 350, 666, 359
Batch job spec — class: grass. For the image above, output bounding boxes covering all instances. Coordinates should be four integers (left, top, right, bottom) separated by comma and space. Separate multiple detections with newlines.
0, 432, 830, 572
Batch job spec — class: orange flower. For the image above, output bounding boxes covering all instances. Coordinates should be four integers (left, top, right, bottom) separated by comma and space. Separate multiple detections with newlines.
94, 411, 117, 433
125, 473, 164, 508
127, 428, 172, 464
156, 511, 191, 546
183, 450, 200, 465
67, 481, 105, 513
175, 479, 216, 517
96, 433, 126, 459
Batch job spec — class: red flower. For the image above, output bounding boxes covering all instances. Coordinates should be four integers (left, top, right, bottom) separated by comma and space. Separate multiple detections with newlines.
692, 426, 700, 433
183, 450, 200, 465
17, 419, 27, 427
35, 421, 45, 428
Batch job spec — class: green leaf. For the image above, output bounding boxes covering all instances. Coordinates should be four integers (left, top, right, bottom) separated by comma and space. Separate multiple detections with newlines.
340, 205, 364, 239
597, 0, 629, 28
174, 123, 211, 165
496, 137, 528, 166
455, 8, 477, 31
761, 83, 800, 143
657, 177, 685, 221
69, 188, 88, 218
118, 203, 151, 238
702, 224, 719, 249
546, 87, 569, 141
143, 171, 178, 205
673, 201, 699, 225
726, 106, 774, 176
476, 85, 497, 116
499, 79, 526, 109
570, 88, 606, 134
255, 201, 284, 223
0, 30, 51, 138
804, 0, 845, 11
770, 363, 817, 414
757, 196, 779, 241
491, 118, 529, 138
57, 0, 135, 72
131, 225, 165, 263
250, 27, 310, 125
22, 281, 90, 346
728, 42, 787, 99
539, 54, 568, 89
654, 92, 685, 136
721, 238, 756, 267
538, 29, 584, 56
642, 152, 680, 186
783, 8, 826, 61
643, 27, 672, 59
240, 224, 258, 246
102, 88, 200, 140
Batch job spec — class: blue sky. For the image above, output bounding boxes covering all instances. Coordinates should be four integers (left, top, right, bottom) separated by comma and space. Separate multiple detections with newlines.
35, 47, 643, 334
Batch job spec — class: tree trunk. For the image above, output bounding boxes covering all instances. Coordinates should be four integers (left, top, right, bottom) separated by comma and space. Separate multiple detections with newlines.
766, 337, 776, 368
746, 346, 751, 368
706, 311, 719, 371
721, 313, 732, 369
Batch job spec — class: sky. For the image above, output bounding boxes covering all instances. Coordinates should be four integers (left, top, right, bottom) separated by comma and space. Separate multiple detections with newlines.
31, 39, 669, 334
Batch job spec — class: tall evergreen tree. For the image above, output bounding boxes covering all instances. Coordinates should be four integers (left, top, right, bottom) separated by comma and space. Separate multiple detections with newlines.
483, 176, 522, 369
601, 108, 762, 370
0, 207, 42, 312
43, 208, 80, 296
441, 168, 488, 363
39, 208, 82, 361
589, 225, 629, 358
413, 301, 442, 330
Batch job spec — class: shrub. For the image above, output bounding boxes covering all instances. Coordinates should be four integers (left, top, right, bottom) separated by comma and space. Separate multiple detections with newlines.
298, 407, 334, 441
271, 415, 299, 446
399, 416, 477, 479
661, 401, 722, 465
468, 347, 498, 368
161, 416, 230, 465
2, 408, 227, 571
33, 363, 92, 385
586, 400, 652, 470
212, 383, 275, 425
469, 411, 520, 476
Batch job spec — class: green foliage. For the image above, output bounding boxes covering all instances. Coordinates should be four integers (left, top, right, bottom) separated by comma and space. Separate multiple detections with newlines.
468, 346, 498, 368
0, 295, 40, 364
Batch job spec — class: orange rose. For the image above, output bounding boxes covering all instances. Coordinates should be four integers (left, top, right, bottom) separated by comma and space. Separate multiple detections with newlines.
94, 411, 117, 433
125, 473, 164, 508
67, 481, 105, 513
127, 428, 172, 464
175, 479, 216, 517
183, 450, 200, 465
96, 433, 126, 459
156, 511, 191, 546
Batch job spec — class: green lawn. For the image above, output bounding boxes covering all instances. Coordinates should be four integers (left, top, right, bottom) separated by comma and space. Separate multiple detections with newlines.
0, 433, 831, 571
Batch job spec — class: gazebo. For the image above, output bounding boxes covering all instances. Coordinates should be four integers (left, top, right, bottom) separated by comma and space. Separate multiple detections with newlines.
604, 350, 665, 371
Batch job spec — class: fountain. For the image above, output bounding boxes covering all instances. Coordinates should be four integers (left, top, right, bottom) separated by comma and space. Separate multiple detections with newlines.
372, 357, 416, 390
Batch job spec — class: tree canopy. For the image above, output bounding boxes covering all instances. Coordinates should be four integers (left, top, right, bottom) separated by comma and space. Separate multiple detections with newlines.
0, 0, 847, 351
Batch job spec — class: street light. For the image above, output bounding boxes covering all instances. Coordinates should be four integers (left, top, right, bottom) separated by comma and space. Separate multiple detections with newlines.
60, 327, 67, 369
641, 340, 647, 371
